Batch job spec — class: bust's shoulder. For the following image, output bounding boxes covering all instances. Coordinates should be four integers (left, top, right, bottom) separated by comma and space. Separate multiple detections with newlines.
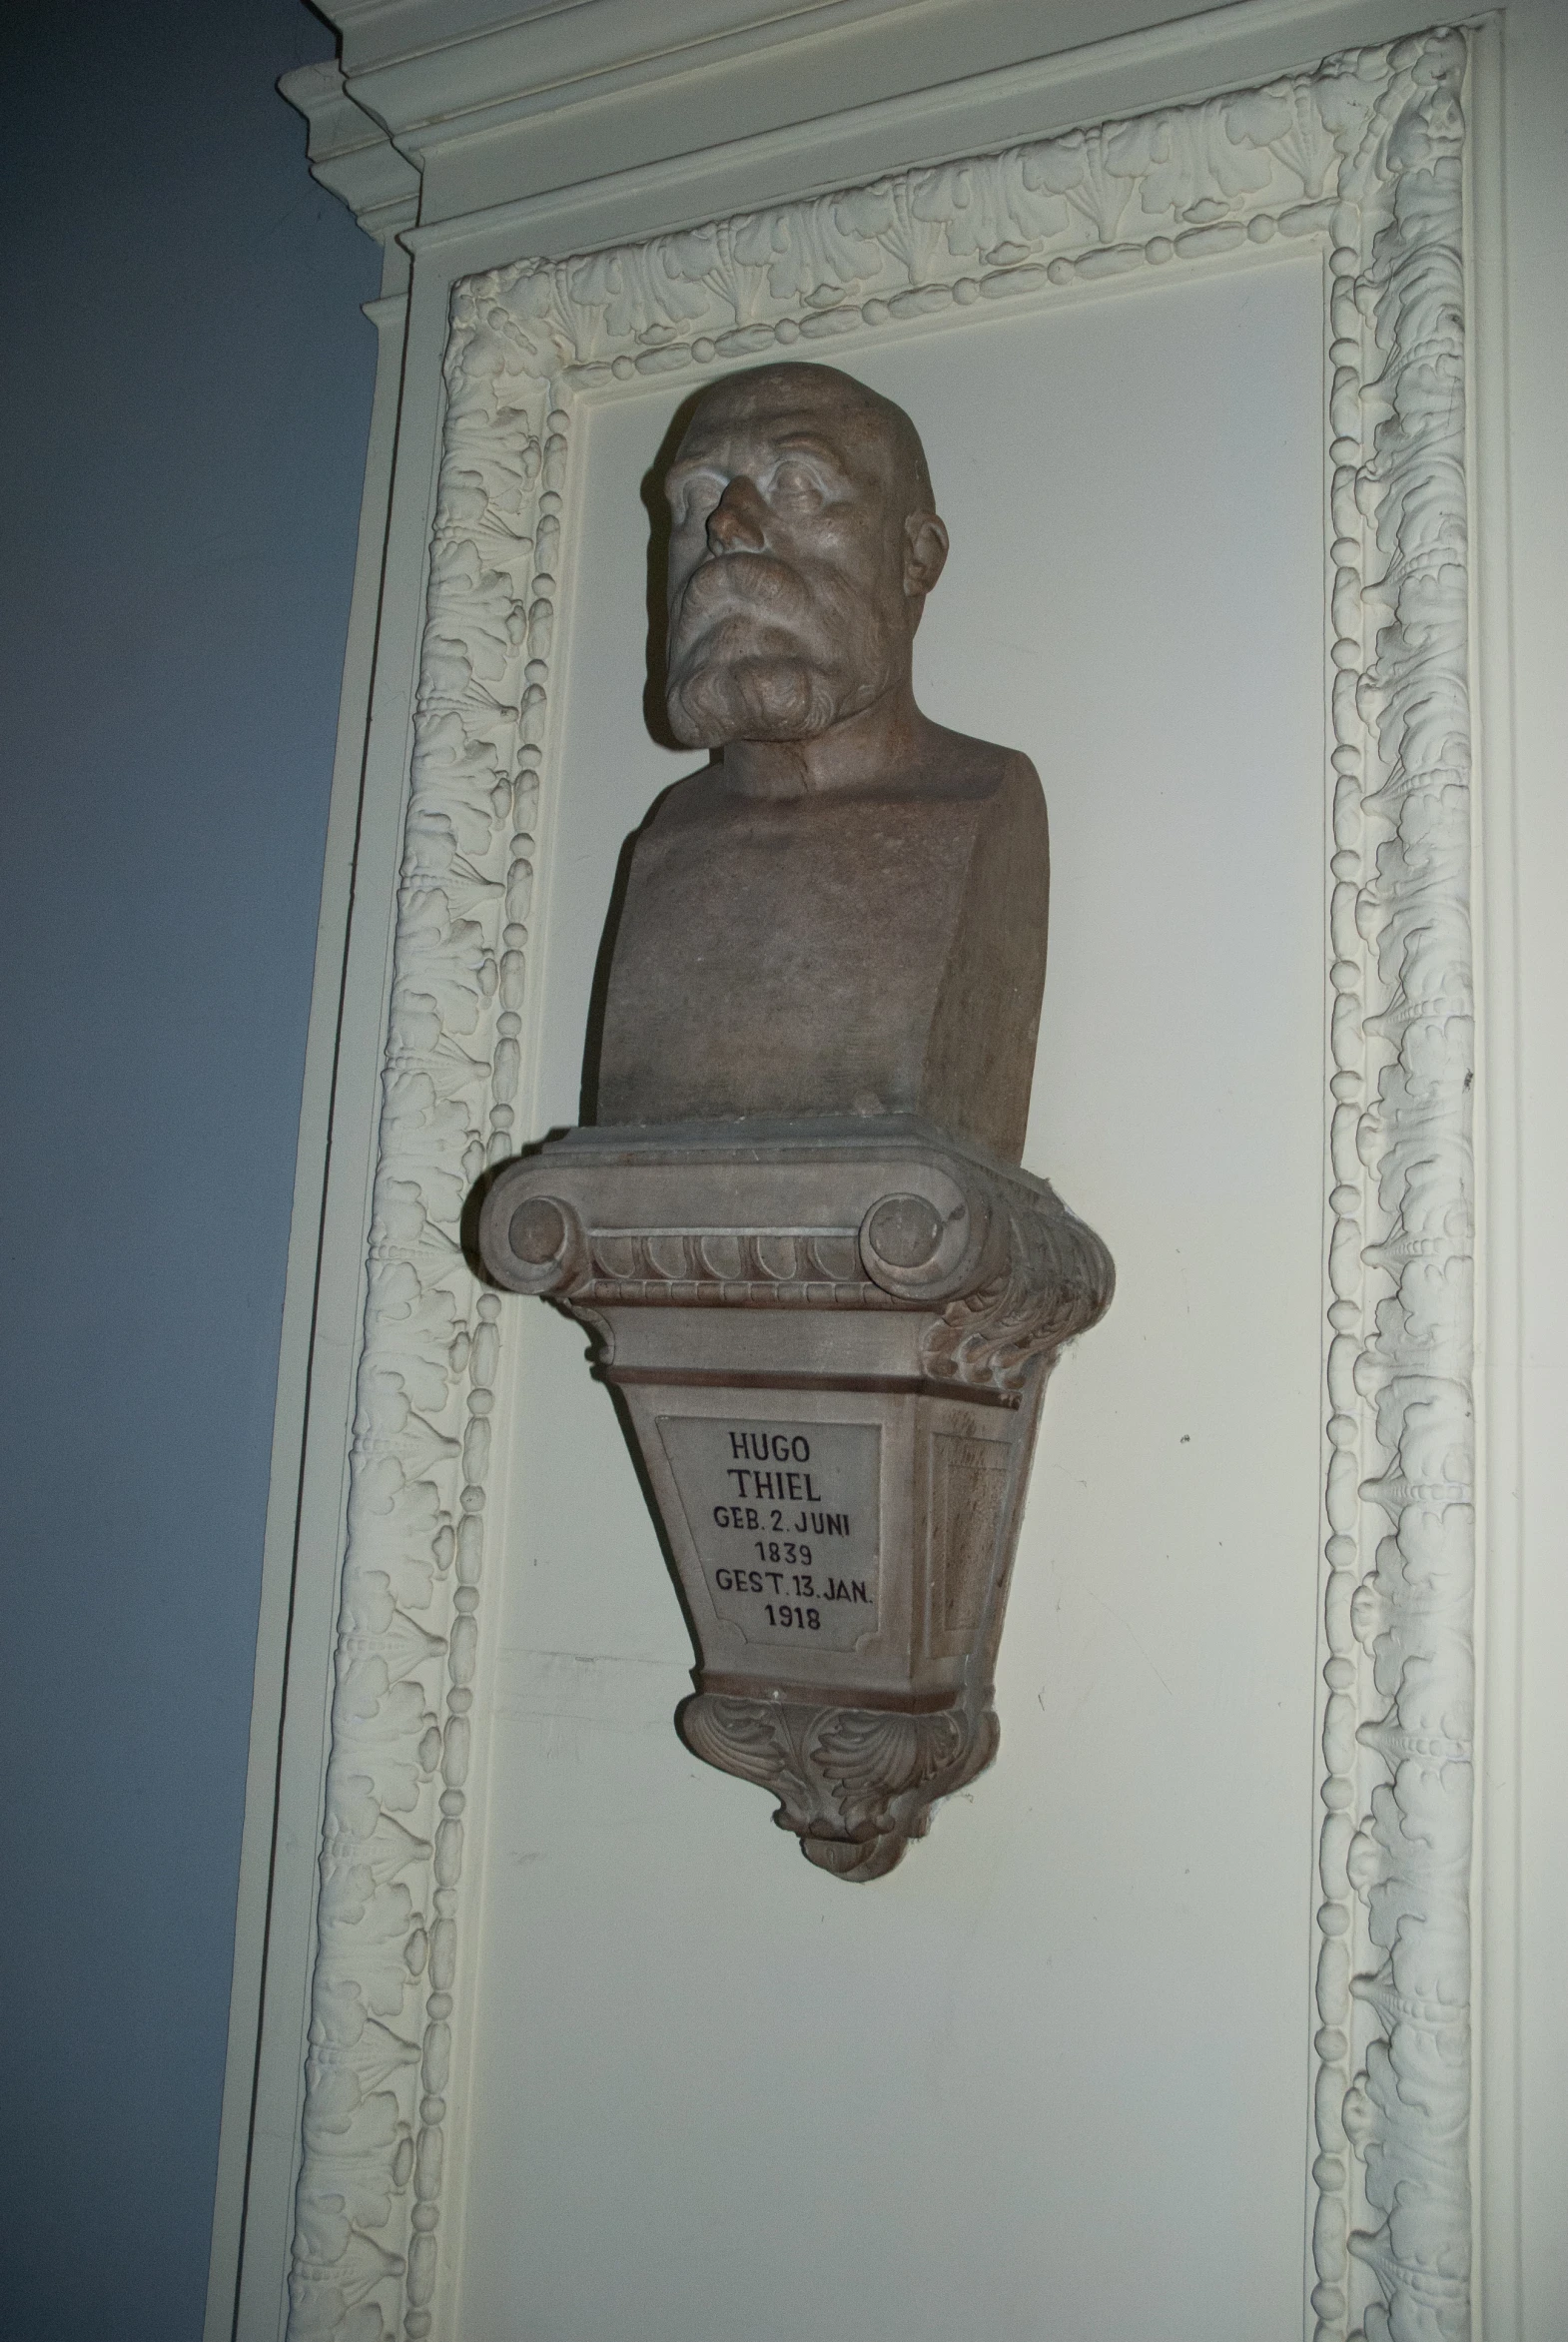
638, 764, 729, 835
919, 724, 1044, 810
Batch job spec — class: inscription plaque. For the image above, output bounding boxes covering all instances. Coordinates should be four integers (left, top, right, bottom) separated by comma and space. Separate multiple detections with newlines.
659, 1417, 880, 1650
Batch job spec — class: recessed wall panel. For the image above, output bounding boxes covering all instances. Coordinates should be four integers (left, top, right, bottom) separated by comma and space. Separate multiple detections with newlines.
459, 257, 1324, 2342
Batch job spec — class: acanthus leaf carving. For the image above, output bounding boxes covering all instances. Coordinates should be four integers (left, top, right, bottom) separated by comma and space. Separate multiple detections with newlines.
678, 1692, 993, 1883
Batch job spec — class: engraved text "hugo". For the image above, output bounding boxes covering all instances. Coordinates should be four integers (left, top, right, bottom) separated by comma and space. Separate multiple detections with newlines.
724, 1430, 823, 1505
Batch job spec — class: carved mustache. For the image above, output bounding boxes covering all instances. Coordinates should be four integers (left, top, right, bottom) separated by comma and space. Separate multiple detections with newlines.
668, 553, 817, 654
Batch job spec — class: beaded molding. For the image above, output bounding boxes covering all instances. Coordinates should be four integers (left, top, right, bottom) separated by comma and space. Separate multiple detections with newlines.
282, 30, 1473, 2341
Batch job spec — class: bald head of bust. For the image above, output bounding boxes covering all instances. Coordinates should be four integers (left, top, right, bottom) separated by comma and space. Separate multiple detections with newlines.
662, 363, 950, 755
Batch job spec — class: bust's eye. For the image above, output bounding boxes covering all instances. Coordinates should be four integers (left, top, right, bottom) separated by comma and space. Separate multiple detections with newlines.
669, 472, 721, 528
769, 458, 824, 503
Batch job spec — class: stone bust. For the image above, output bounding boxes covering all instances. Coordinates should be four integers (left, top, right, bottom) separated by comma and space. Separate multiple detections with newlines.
481, 362, 1112, 1878
595, 361, 1049, 1165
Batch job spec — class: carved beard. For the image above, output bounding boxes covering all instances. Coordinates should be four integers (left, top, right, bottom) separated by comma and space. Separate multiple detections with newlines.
667, 644, 840, 746
665, 553, 896, 748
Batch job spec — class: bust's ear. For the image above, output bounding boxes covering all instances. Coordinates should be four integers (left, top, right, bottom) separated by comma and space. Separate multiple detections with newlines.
903, 512, 949, 606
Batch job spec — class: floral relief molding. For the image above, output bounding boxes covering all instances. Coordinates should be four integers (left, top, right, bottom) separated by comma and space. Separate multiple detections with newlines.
282, 28, 1474, 2342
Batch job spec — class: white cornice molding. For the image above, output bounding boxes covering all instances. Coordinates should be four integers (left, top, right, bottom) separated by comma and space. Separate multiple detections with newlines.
329, 0, 917, 84
281, 57, 422, 243
310, 0, 1176, 212
290, 2, 1117, 249
291, 0, 1459, 242
325, 0, 1108, 130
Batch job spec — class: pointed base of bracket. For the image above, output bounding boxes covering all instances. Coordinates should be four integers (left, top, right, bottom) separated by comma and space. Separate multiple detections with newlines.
679, 1688, 1000, 1880
478, 1118, 1113, 1877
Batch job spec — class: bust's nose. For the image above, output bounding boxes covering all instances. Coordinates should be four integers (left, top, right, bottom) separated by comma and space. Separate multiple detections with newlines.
705, 475, 768, 554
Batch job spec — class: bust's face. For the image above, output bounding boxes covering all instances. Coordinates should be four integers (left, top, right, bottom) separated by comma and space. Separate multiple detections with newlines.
663, 369, 941, 751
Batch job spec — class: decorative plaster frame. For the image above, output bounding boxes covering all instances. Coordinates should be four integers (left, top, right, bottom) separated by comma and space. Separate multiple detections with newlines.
281, 31, 1474, 2342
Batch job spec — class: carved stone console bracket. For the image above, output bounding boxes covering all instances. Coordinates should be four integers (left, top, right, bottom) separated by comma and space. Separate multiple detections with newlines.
479, 1122, 1112, 1877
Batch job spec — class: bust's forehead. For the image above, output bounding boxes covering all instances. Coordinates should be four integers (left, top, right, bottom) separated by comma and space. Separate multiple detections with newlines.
670, 365, 899, 472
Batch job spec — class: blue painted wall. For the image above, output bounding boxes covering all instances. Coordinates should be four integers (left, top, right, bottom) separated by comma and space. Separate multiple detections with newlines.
0, 4, 379, 2333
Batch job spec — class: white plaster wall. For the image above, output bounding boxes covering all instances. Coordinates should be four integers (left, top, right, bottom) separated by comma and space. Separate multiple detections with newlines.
454, 254, 1326, 2341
